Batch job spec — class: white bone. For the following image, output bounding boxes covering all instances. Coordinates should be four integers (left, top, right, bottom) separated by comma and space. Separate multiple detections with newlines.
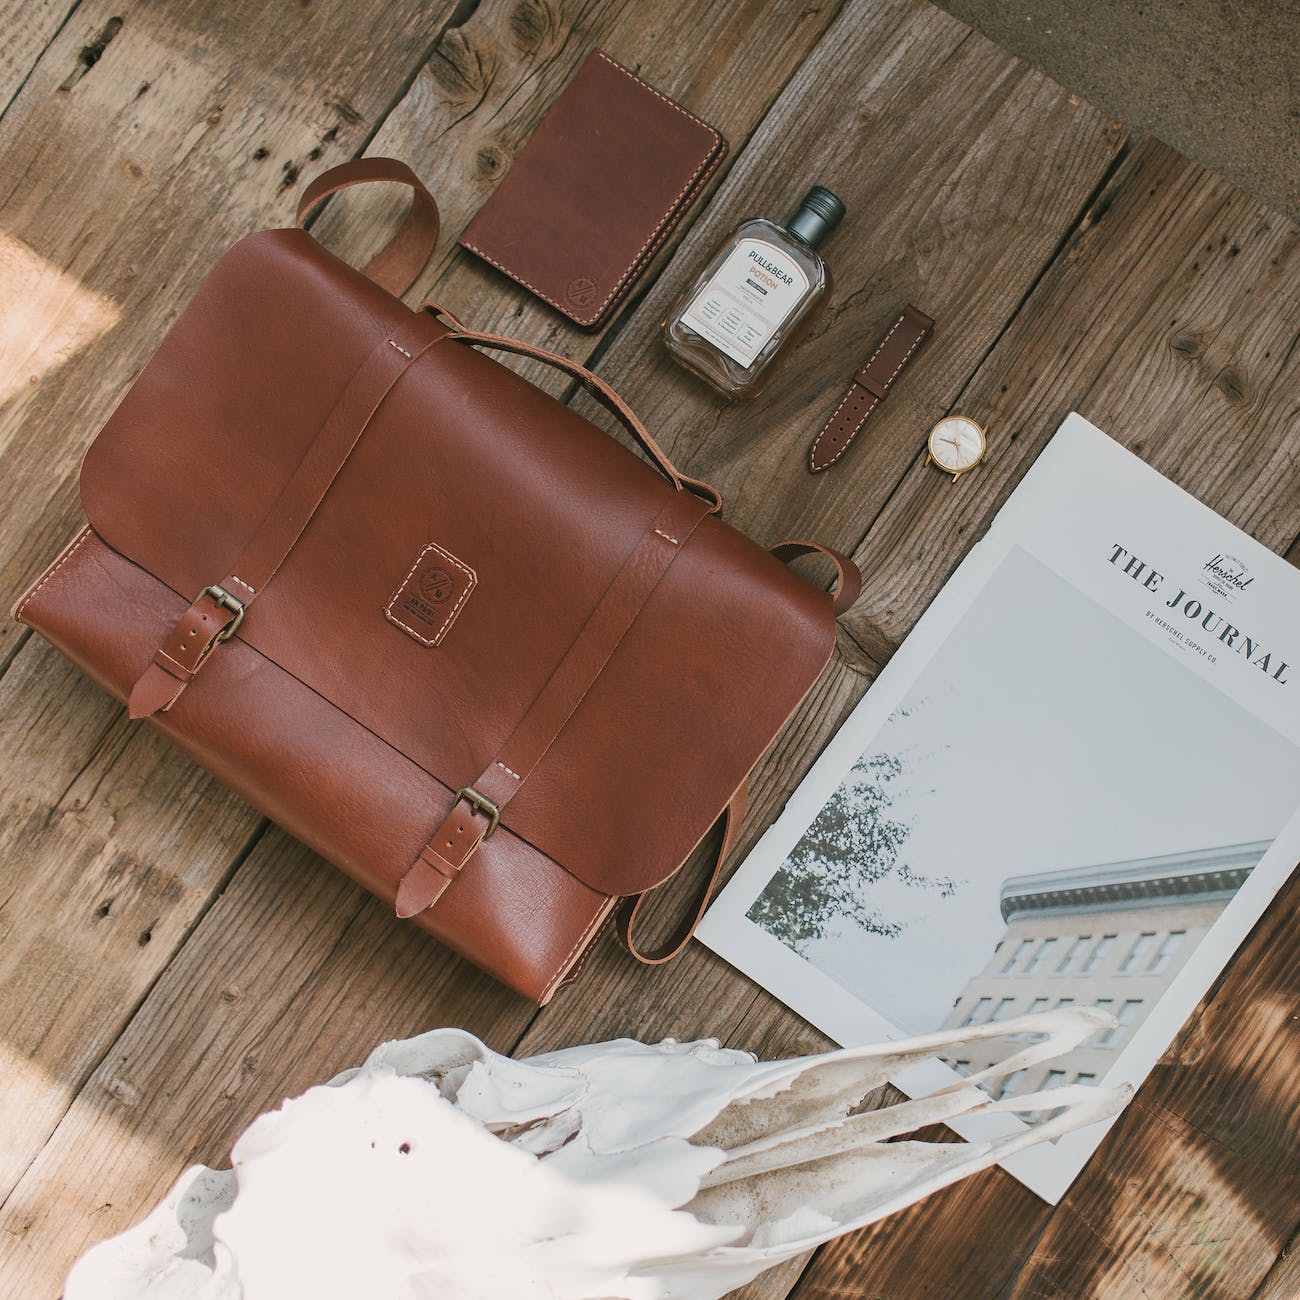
65, 1008, 1126, 1300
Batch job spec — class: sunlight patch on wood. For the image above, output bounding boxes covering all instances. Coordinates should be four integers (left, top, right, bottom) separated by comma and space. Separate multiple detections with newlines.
0, 1037, 63, 1180
0, 233, 120, 405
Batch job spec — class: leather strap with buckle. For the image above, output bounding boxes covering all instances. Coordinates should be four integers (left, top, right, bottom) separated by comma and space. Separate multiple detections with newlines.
126, 313, 451, 719
394, 786, 499, 918
127, 585, 245, 718
392, 533, 860, 928
392, 490, 712, 920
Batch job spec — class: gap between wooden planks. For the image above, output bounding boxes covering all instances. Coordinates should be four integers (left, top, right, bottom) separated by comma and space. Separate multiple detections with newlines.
0, 0, 471, 1223
778, 140, 1300, 1300
0, 0, 845, 1291
0, 0, 75, 115
0, 2, 1294, 1300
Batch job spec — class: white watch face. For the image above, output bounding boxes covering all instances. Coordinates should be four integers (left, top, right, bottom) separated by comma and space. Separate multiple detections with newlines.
928, 416, 985, 473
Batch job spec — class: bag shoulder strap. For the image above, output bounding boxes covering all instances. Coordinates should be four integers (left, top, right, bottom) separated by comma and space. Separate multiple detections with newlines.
618, 779, 749, 965
296, 157, 440, 298
618, 540, 861, 963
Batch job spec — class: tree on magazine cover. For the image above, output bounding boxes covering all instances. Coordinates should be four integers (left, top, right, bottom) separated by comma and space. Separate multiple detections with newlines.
747, 743, 955, 954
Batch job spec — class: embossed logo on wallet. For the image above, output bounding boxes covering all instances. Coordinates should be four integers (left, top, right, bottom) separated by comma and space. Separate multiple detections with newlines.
566, 276, 599, 308
386, 543, 476, 647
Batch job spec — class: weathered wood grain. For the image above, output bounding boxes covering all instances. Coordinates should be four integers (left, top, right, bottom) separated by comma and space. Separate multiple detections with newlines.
306, 0, 848, 392
790, 141, 1300, 1300
1254, 1235, 1300, 1300
995, 866, 1300, 1299
0, 0, 460, 664
559, 0, 1126, 554
0, 0, 73, 112
793, 1171, 1049, 1299
0, 827, 533, 1289
0, 638, 263, 1204
842, 137, 1300, 661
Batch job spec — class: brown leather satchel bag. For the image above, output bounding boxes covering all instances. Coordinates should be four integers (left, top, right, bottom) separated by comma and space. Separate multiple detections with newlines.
14, 159, 859, 1003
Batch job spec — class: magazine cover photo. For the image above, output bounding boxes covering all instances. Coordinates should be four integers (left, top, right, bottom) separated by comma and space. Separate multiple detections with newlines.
746, 545, 1300, 1110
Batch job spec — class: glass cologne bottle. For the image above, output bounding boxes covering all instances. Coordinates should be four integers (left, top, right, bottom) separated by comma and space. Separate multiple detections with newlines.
662, 186, 844, 398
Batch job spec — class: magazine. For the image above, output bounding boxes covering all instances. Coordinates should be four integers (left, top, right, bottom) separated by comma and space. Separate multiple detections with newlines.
698, 413, 1300, 1202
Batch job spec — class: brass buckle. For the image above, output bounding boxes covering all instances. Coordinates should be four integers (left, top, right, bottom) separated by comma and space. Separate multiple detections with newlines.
454, 785, 500, 838
199, 585, 246, 642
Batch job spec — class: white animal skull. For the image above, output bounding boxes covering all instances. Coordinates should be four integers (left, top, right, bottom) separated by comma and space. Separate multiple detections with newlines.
66, 1008, 1126, 1299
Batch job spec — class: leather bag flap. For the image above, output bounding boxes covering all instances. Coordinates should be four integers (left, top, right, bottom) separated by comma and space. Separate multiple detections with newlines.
80, 228, 836, 896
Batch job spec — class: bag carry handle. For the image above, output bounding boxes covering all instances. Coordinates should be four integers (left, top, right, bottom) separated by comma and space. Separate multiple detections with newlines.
296, 158, 440, 299
426, 310, 724, 514
294, 160, 722, 511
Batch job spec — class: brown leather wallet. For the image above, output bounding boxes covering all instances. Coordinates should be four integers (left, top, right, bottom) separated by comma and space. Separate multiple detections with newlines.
808, 305, 934, 472
459, 51, 726, 330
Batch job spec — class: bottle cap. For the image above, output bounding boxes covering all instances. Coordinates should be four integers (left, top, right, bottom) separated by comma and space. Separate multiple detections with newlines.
786, 186, 846, 248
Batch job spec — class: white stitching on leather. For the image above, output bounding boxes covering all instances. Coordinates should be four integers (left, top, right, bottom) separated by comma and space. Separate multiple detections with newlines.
881, 326, 926, 387
495, 761, 522, 781
811, 391, 879, 471
859, 313, 907, 380
13, 526, 92, 623
541, 897, 618, 1003
458, 240, 574, 316
809, 384, 867, 470
388, 339, 413, 358
586, 54, 725, 320
593, 51, 717, 133
653, 528, 680, 545
384, 542, 477, 647
226, 575, 256, 596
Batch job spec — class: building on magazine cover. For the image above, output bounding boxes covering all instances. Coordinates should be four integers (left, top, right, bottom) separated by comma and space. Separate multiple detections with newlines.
940, 840, 1270, 1102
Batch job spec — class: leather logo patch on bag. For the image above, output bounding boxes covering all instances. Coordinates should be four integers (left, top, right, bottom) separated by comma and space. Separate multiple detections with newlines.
385, 542, 476, 646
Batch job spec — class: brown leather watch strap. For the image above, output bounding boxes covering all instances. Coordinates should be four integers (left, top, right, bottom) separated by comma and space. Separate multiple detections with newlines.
808, 304, 933, 473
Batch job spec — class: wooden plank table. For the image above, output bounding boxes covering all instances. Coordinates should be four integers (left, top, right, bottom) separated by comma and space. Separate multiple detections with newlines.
0, 1, 1296, 1295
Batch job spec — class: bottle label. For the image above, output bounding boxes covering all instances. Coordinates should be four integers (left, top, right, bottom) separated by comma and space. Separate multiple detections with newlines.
679, 237, 811, 368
